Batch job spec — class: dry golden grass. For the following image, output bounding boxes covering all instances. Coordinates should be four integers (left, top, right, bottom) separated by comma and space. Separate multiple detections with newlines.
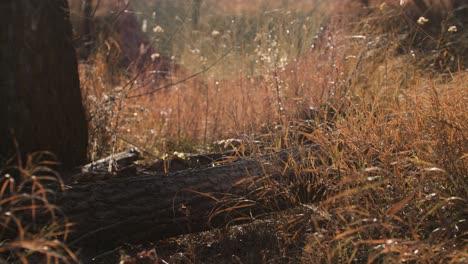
299, 72, 467, 262
78, 3, 466, 261
6, 0, 463, 262
0, 153, 77, 263
78, 0, 333, 157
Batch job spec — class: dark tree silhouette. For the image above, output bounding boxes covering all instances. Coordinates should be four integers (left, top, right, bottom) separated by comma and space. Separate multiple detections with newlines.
0, 0, 88, 167
80, 0, 94, 59
192, 0, 202, 29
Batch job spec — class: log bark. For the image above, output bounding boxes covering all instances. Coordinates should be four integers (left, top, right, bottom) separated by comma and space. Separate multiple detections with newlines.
57, 145, 322, 252
63, 159, 268, 251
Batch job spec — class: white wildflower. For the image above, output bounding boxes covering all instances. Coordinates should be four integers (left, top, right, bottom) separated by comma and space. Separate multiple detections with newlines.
173, 152, 186, 159
417, 17, 429, 25
211, 30, 220, 37
153, 25, 164, 33
448, 26, 457, 33
150, 53, 160, 61
141, 19, 147, 32
400, 0, 405, 5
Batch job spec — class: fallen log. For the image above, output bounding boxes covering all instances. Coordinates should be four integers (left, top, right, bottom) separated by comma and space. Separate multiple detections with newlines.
55, 145, 323, 252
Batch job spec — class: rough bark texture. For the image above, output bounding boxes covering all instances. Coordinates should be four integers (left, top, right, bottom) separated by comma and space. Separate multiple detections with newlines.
62, 159, 269, 251
0, 0, 88, 167
59, 145, 322, 252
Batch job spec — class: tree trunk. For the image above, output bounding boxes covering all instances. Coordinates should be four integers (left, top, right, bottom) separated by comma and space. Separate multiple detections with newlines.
81, 0, 93, 59
58, 145, 324, 252
0, 0, 88, 167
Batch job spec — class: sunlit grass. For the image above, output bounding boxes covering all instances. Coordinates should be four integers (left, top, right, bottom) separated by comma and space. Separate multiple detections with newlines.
78, 0, 333, 156
0, 153, 77, 263
72, 0, 466, 262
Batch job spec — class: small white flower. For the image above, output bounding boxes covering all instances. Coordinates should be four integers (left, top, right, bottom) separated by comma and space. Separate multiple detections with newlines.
173, 151, 185, 159
400, 0, 405, 5
448, 26, 457, 33
417, 17, 429, 25
141, 19, 148, 32
211, 30, 220, 36
150, 53, 160, 61
153, 25, 164, 33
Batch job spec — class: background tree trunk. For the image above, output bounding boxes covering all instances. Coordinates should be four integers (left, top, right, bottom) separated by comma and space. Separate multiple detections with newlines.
0, 0, 88, 167
80, 0, 94, 59
192, 0, 202, 29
